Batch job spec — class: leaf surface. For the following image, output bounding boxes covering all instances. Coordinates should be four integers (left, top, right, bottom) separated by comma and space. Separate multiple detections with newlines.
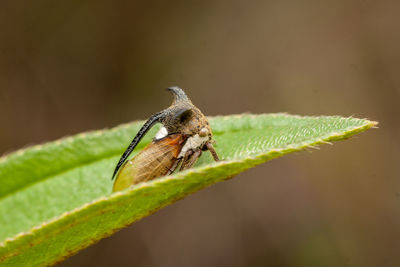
0, 114, 376, 266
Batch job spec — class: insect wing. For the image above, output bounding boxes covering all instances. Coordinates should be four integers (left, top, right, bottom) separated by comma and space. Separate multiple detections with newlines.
113, 134, 186, 192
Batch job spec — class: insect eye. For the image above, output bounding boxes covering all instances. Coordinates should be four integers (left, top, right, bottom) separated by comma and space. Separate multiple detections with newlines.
199, 127, 208, 137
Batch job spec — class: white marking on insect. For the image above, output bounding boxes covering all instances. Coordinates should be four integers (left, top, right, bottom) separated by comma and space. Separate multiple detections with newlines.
155, 126, 168, 140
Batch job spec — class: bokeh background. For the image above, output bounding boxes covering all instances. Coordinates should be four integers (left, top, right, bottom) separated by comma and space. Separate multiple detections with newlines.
1, 0, 399, 266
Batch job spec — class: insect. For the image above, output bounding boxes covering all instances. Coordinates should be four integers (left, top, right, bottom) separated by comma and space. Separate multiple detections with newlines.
112, 86, 220, 192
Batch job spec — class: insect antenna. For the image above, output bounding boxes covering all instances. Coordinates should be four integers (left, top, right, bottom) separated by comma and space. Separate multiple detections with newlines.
111, 111, 165, 180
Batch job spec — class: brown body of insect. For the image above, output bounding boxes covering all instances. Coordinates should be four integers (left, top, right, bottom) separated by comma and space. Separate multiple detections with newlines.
112, 87, 219, 192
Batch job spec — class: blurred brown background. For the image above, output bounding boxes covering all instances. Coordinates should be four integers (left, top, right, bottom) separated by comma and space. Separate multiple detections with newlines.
1, 0, 399, 266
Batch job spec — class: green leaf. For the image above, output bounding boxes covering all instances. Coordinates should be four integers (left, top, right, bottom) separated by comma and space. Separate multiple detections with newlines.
0, 114, 376, 266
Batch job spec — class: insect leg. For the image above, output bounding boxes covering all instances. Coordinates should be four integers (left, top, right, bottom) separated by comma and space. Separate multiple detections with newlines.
180, 149, 202, 171
206, 141, 220, 162
179, 150, 193, 171
166, 158, 181, 175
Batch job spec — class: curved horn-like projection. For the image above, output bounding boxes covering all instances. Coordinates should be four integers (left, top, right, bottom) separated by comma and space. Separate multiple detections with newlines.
167, 86, 190, 103
111, 111, 165, 180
